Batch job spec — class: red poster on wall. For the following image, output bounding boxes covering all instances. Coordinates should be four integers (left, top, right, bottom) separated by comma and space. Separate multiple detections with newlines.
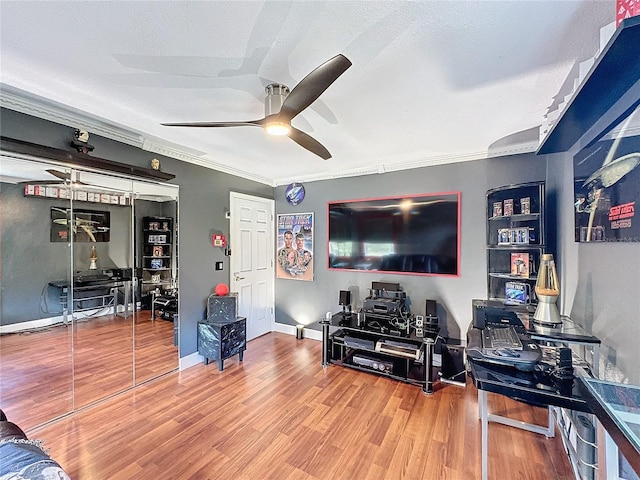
617, 0, 640, 26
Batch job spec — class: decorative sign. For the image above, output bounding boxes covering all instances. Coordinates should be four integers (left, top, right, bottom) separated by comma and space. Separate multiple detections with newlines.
573, 105, 640, 242
285, 183, 305, 206
616, 0, 640, 27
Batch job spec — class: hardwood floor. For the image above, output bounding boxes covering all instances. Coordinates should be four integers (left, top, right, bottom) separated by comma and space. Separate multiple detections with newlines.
26, 333, 574, 480
0, 310, 177, 430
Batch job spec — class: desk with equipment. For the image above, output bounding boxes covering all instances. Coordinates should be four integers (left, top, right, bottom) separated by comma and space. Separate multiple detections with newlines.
49, 268, 133, 322
466, 300, 601, 480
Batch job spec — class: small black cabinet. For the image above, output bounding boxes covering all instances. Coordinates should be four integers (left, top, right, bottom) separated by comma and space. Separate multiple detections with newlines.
198, 317, 246, 371
322, 313, 437, 394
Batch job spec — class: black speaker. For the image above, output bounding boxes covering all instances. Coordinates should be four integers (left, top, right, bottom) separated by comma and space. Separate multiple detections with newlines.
425, 299, 437, 317
339, 290, 351, 306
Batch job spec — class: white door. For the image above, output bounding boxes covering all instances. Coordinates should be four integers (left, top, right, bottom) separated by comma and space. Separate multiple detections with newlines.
230, 192, 275, 341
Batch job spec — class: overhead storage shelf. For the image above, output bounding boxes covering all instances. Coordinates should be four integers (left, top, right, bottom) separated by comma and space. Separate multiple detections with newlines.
537, 16, 640, 155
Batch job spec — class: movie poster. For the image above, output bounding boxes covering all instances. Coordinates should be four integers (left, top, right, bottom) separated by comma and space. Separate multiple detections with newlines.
573, 105, 640, 243
276, 213, 313, 281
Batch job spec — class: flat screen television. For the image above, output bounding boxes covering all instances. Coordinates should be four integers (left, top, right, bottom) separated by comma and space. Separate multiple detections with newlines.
328, 192, 460, 276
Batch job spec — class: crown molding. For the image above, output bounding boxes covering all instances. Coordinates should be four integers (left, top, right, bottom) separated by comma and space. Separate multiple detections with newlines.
274, 150, 488, 186
0, 85, 145, 148
1, 84, 276, 187
143, 139, 275, 186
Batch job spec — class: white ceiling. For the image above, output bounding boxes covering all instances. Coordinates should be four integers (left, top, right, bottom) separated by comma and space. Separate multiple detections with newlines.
0, 1, 616, 186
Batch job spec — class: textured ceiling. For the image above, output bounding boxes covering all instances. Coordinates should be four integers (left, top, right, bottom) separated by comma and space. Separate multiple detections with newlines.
0, 1, 615, 186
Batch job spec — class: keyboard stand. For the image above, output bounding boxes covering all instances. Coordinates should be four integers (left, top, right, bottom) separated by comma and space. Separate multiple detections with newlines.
478, 389, 554, 480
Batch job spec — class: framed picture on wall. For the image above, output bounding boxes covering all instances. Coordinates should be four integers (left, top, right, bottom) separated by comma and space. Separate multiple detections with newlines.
50, 207, 110, 242
573, 104, 640, 242
276, 213, 313, 281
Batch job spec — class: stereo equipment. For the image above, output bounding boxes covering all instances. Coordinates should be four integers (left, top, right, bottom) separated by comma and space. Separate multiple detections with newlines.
344, 335, 375, 350
352, 354, 393, 374
363, 297, 404, 315
363, 312, 409, 337
426, 299, 437, 317
415, 328, 424, 338
415, 315, 424, 328
339, 290, 351, 306
375, 340, 420, 360
372, 281, 400, 292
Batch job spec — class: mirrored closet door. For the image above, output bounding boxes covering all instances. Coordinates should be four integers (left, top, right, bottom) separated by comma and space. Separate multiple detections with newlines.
0, 156, 179, 430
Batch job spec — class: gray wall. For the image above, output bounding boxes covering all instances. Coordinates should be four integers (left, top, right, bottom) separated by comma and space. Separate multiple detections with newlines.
1, 182, 132, 323
545, 92, 640, 385
274, 154, 547, 342
274, 150, 639, 385
0, 108, 273, 357
3, 106, 639, 384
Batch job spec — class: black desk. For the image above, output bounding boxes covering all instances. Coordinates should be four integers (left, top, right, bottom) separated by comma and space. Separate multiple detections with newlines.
49, 270, 132, 322
580, 377, 640, 478
517, 314, 602, 377
468, 359, 592, 480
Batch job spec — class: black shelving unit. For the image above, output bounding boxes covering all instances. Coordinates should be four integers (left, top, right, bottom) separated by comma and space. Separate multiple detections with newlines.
486, 181, 546, 309
141, 216, 175, 306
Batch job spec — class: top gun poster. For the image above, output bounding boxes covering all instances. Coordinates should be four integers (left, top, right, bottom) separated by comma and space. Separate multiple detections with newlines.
574, 105, 640, 243
276, 213, 313, 281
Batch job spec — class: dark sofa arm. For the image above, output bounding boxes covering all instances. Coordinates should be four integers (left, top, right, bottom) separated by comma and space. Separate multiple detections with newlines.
0, 410, 71, 479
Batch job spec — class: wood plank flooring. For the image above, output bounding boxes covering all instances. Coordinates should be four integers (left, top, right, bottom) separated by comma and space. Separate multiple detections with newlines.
26, 333, 574, 480
0, 310, 177, 430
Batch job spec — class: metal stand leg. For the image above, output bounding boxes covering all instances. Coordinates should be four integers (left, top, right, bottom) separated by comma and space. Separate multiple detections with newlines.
479, 389, 489, 480
422, 337, 435, 395
477, 388, 555, 480
321, 319, 330, 367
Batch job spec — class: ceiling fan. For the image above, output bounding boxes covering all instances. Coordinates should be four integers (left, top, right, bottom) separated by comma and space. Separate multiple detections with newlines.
161, 54, 352, 160
19, 169, 87, 186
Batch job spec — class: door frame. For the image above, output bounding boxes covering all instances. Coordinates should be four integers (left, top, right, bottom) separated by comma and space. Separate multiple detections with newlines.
229, 191, 275, 337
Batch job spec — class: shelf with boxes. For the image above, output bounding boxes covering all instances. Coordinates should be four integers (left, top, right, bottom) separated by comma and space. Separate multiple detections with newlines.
140, 216, 175, 305
486, 181, 547, 308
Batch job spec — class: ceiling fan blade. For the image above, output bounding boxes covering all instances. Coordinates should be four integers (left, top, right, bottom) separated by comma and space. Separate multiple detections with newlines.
46, 169, 71, 181
161, 119, 265, 128
278, 54, 352, 122
289, 127, 331, 160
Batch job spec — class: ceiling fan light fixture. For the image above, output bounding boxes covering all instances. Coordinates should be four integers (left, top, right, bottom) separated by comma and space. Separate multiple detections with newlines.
265, 121, 291, 136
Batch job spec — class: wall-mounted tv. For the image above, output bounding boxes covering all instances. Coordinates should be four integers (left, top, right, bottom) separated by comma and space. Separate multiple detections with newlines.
328, 191, 460, 276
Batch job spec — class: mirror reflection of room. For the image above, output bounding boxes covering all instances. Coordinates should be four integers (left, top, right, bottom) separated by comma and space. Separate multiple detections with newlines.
0, 157, 179, 430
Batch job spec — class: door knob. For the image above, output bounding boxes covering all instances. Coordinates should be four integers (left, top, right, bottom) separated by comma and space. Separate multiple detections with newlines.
233, 273, 245, 281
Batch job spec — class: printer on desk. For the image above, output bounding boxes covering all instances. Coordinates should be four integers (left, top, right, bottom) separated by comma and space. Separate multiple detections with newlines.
466, 300, 541, 372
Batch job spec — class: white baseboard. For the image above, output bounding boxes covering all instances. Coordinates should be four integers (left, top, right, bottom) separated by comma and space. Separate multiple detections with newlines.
0, 315, 64, 334
0, 304, 133, 334
179, 351, 203, 371
179, 324, 321, 371
272, 322, 322, 341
